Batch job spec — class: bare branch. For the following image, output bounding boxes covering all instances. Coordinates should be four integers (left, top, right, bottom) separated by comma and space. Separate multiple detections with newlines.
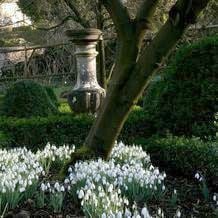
0, 20, 30, 29
135, 0, 160, 31
101, 0, 133, 38
36, 16, 75, 31
135, 0, 211, 82
63, 0, 90, 28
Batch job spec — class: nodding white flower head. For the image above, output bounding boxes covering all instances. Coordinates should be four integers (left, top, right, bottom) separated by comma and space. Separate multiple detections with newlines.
64, 178, 70, 184
125, 208, 132, 217
124, 198, 129, 206
60, 185, 65, 192
157, 207, 164, 217
19, 187, 25, 193
41, 183, 47, 192
101, 213, 107, 218
176, 209, 182, 218
78, 189, 85, 199
141, 206, 151, 218
108, 184, 113, 193
195, 173, 200, 180
194, 172, 203, 181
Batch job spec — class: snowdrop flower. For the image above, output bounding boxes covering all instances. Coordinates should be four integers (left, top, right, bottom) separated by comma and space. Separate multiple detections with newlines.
141, 206, 151, 218
125, 208, 132, 217
19, 187, 25, 193
195, 173, 200, 180
176, 209, 181, 218
108, 184, 113, 193
64, 178, 70, 184
60, 186, 65, 192
78, 189, 85, 199
41, 183, 47, 192
194, 172, 203, 181
117, 211, 122, 218
101, 213, 107, 218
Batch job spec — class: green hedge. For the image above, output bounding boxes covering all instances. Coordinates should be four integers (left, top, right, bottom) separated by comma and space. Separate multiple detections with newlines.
0, 107, 154, 150
139, 136, 218, 188
143, 36, 218, 139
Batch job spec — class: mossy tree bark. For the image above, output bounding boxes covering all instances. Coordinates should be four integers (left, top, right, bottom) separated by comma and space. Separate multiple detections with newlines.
65, 0, 211, 169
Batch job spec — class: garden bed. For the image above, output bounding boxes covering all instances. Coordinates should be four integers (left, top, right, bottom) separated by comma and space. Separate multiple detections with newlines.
0, 142, 217, 217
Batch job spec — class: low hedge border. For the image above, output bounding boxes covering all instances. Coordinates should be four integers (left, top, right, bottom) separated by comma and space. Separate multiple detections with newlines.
138, 135, 218, 189
0, 107, 156, 150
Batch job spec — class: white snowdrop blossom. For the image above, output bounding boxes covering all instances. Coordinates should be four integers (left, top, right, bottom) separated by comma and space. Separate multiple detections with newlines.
176, 209, 182, 218
141, 206, 151, 218
194, 172, 203, 182
213, 194, 218, 207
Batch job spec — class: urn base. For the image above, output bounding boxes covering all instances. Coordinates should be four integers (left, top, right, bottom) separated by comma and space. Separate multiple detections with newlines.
68, 88, 105, 113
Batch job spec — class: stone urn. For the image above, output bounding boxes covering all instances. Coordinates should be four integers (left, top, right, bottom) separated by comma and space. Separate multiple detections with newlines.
66, 28, 106, 113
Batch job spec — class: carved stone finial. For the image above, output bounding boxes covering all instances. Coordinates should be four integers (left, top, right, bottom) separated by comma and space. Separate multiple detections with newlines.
66, 29, 106, 113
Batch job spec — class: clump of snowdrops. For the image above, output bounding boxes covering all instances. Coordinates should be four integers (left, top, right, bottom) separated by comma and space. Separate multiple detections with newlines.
0, 141, 167, 216
67, 142, 167, 217
0, 143, 75, 214
0, 141, 216, 217
36, 143, 75, 174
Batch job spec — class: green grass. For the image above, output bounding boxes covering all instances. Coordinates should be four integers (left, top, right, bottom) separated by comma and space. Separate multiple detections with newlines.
53, 86, 71, 103
58, 102, 71, 113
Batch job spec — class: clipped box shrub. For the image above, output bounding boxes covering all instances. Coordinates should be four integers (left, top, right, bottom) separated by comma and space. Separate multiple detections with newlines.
143, 36, 218, 139
1, 80, 59, 118
44, 85, 59, 107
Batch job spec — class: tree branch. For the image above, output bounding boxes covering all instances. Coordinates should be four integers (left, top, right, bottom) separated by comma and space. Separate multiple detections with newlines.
101, 0, 133, 38
128, 0, 211, 94
36, 16, 75, 31
135, 0, 160, 31
63, 0, 90, 28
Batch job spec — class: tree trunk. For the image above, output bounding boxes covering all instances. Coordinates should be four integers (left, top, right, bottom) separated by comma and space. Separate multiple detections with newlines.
61, 0, 211, 174
84, 0, 211, 159
85, 24, 181, 158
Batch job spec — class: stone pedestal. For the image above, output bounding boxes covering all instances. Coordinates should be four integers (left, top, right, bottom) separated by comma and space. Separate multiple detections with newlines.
66, 29, 106, 113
